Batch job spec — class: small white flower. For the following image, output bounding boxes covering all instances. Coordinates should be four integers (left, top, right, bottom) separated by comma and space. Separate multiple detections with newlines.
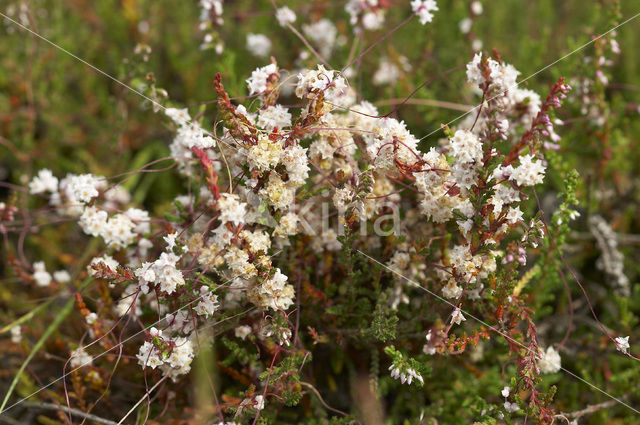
615, 336, 630, 354
235, 325, 252, 340
459, 18, 472, 34
470, 1, 483, 15
301, 19, 338, 58
501, 386, 510, 397
246, 33, 271, 58
165, 107, 191, 126
10, 326, 21, 344
254, 395, 265, 411
88, 255, 119, 277
411, 0, 438, 25
194, 287, 220, 317
137, 341, 163, 369
164, 232, 178, 251
69, 348, 93, 368
53, 270, 71, 284
275, 6, 296, 27
246, 63, 278, 95
85, 312, 98, 325
450, 307, 466, 325
257, 105, 292, 131
510, 154, 546, 187
504, 401, 520, 413
66, 174, 101, 204
538, 346, 561, 374
448, 130, 483, 164
33, 261, 52, 287
217, 193, 247, 225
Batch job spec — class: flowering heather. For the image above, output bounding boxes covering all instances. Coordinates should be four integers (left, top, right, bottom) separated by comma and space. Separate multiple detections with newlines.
1, 1, 640, 424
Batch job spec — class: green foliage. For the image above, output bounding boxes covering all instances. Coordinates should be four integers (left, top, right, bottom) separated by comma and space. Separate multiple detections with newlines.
367, 297, 398, 342
220, 336, 259, 367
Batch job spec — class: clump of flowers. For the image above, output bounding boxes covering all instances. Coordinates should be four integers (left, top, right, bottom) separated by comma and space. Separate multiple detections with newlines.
16, 49, 574, 423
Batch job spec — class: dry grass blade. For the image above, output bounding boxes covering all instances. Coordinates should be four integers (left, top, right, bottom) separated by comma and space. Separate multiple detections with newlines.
0, 298, 74, 412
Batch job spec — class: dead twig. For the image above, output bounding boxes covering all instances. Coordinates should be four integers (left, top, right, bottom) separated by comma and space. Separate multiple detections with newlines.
20, 402, 119, 425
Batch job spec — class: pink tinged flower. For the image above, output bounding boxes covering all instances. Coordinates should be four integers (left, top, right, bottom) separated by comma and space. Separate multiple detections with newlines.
450, 307, 466, 325
610, 39, 621, 54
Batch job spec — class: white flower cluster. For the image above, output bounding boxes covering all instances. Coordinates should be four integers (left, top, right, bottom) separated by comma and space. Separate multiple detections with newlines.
88, 254, 119, 277
248, 268, 295, 311
246, 63, 278, 95
165, 107, 218, 175
135, 251, 186, 295
295, 65, 348, 104
466, 52, 518, 91
195, 286, 220, 317
450, 307, 466, 325
235, 325, 252, 340
79, 206, 138, 249
449, 129, 483, 163
275, 6, 296, 27
200, 0, 223, 26
20, 44, 571, 395
69, 348, 93, 369
246, 33, 271, 58
198, 0, 224, 53
439, 245, 496, 300
509, 154, 546, 186
345, 0, 386, 31
137, 328, 195, 381
302, 18, 345, 59
216, 193, 247, 225
500, 386, 520, 413
236, 394, 265, 417
538, 346, 561, 374
248, 136, 283, 171
589, 215, 630, 296
29, 169, 152, 254
465, 52, 541, 131
257, 105, 292, 131
410, 0, 438, 25
373, 56, 411, 86
65, 173, 101, 204
364, 117, 421, 175
302, 19, 340, 58
32, 261, 52, 287
28, 169, 58, 194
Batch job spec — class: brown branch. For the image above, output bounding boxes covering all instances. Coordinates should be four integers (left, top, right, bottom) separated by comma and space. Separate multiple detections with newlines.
554, 397, 624, 423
